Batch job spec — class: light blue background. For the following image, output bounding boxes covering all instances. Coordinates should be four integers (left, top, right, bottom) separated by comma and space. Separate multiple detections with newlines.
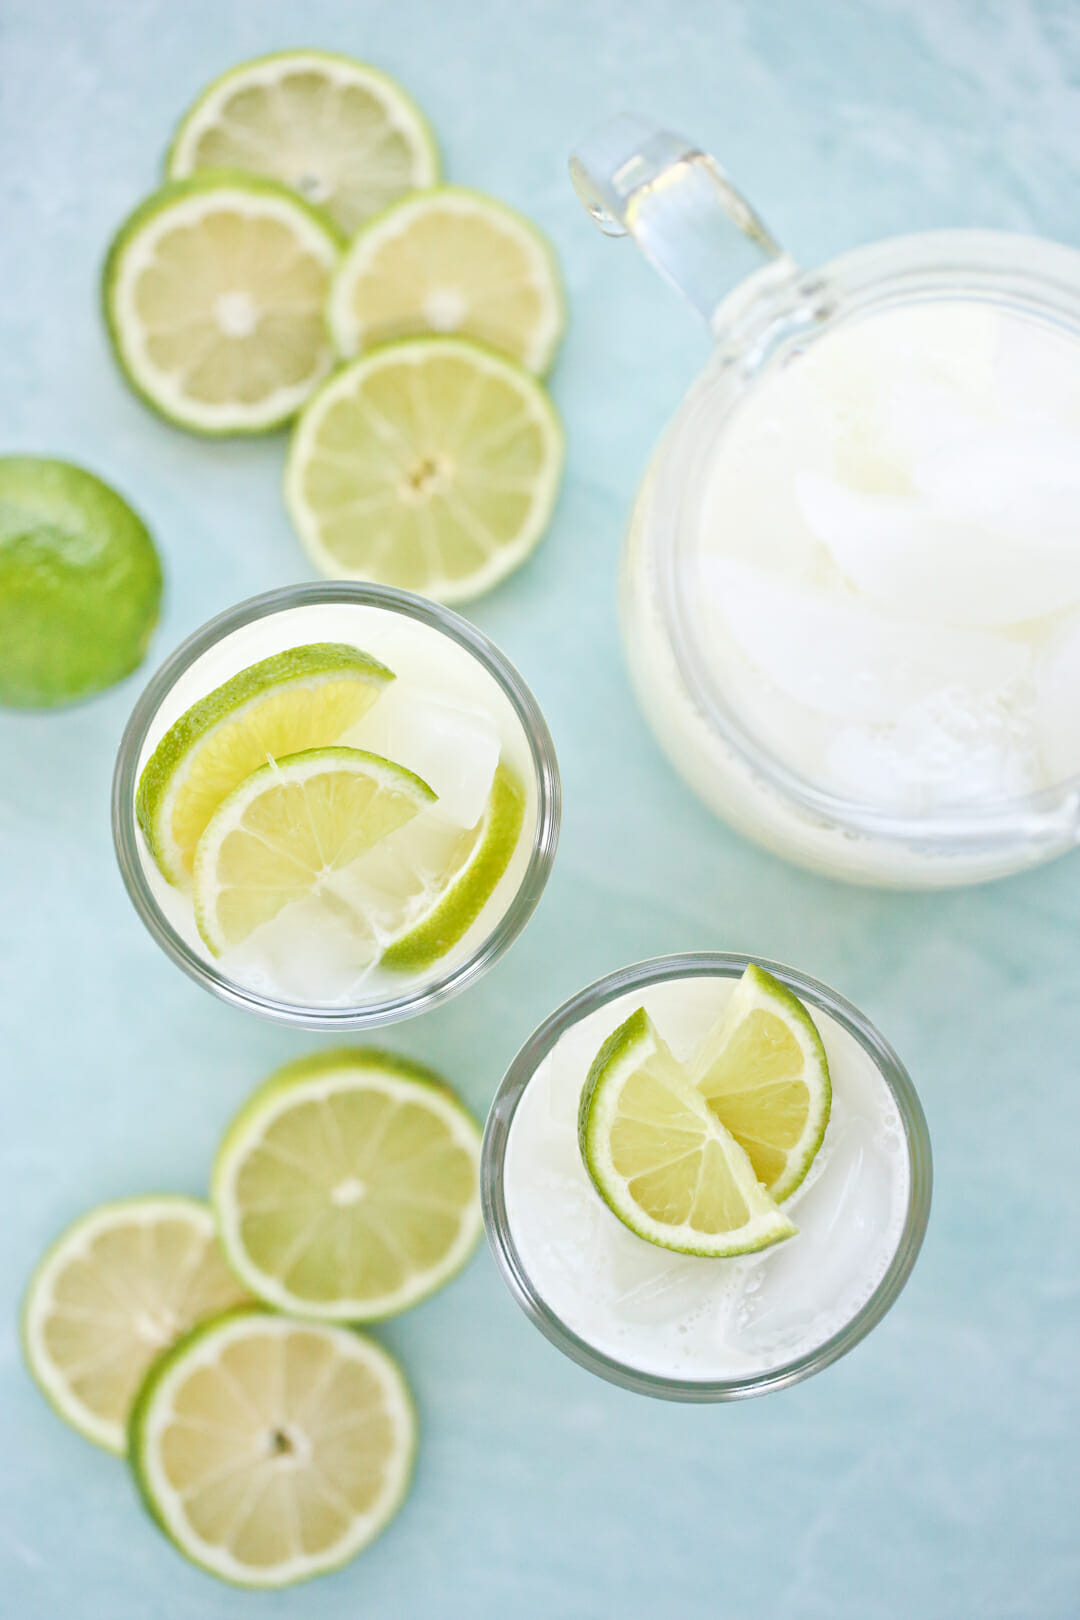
2, 2, 1079, 1615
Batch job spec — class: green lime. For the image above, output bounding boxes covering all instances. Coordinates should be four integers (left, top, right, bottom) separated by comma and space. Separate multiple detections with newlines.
0, 457, 162, 708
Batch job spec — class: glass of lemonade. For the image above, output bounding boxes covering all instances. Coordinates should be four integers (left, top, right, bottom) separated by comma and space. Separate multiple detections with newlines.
482, 953, 931, 1400
113, 583, 559, 1028
573, 118, 1080, 887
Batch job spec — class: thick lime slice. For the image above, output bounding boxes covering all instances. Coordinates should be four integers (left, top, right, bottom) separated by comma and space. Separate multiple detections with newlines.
579, 1009, 797, 1258
212, 1048, 482, 1319
0, 457, 162, 709
328, 186, 565, 373
192, 745, 435, 957
166, 49, 439, 238
130, 1309, 416, 1587
137, 643, 393, 886
104, 175, 341, 434
284, 335, 564, 601
21, 1197, 249, 1454
689, 964, 832, 1202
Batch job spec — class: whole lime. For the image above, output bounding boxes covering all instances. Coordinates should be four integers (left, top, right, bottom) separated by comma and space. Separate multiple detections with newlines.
0, 457, 163, 708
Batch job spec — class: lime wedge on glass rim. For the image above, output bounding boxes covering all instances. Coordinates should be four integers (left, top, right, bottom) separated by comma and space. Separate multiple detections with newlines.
579, 1008, 798, 1258
137, 643, 394, 886
165, 49, 439, 238
130, 1308, 417, 1588
284, 335, 564, 602
21, 1196, 249, 1454
212, 1048, 482, 1319
328, 186, 565, 373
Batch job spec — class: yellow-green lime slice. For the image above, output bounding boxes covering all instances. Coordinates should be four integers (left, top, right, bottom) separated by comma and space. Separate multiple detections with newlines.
103, 174, 341, 435
0, 457, 162, 709
328, 186, 565, 373
192, 746, 435, 957
579, 1008, 797, 1258
21, 1197, 249, 1454
212, 1048, 482, 1319
284, 335, 564, 602
137, 643, 394, 886
689, 964, 832, 1203
130, 1309, 416, 1587
166, 49, 439, 238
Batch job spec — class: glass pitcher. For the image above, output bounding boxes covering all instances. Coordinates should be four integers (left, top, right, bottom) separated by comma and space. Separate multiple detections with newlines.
572, 116, 1080, 888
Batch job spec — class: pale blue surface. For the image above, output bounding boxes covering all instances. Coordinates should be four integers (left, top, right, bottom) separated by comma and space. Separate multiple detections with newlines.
2, 2, 1079, 1615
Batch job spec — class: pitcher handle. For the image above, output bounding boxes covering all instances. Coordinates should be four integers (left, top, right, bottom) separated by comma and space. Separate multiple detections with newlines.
570, 114, 798, 332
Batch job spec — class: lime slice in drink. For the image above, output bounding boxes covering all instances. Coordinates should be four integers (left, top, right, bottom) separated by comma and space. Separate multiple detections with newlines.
130, 1309, 416, 1587
0, 457, 162, 709
137, 643, 394, 886
284, 336, 564, 601
213, 1049, 482, 1319
103, 175, 341, 435
192, 746, 435, 958
21, 1197, 249, 1454
328, 186, 565, 373
381, 763, 525, 971
579, 1009, 797, 1258
166, 49, 439, 238
689, 964, 832, 1203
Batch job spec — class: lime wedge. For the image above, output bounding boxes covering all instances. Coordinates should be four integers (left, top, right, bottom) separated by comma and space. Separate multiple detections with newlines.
192, 746, 435, 957
328, 186, 565, 373
137, 643, 394, 886
21, 1197, 249, 1454
579, 1009, 797, 1258
130, 1309, 416, 1587
284, 335, 564, 601
166, 49, 439, 238
0, 457, 162, 709
689, 964, 832, 1202
212, 1049, 482, 1319
104, 175, 341, 435
382, 763, 525, 971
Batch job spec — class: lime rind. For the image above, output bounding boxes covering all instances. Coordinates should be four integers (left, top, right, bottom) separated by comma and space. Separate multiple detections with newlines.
327, 184, 566, 373
164, 49, 440, 236
382, 763, 526, 972
21, 1195, 242, 1455
579, 1008, 798, 1260
283, 334, 565, 602
103, 173, 343, 436
211, 1050, 483, 1320
129, 1307, 418, 1589
136, 642, 394, 886
691, 963, 832, 1204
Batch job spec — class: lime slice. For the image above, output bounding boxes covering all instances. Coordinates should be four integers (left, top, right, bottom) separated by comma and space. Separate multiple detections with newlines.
328, 186, 565, 373
103, 175, 341, 435
689, 964, 832, 1203
0, 457, 162, 709
137, 643, 394, 886
130, 1309, 416, 1587
21, 1197, 249, 1454
284, 336, 564, 601
212, 1049, 482, 1319
192, 745, 435, 957
166, 50, 439, 238
382, 763, 525, 971
579, 1009, 797, 1258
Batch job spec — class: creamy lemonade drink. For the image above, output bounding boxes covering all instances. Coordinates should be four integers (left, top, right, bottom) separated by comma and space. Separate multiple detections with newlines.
114, 584, 559, 1026
483, 955, 930, 1398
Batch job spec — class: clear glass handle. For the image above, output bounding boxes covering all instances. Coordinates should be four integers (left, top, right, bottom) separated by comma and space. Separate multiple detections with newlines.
570, 114, 798, 331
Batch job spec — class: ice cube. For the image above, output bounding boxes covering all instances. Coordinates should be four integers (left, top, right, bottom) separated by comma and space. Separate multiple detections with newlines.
223, 895, 380, 1006
1035, 613, 1080, 781
798, 468, 1080, 627
349, 681, 499, 828
702, 558, 1031, 724
994, 312, 1080, 429
913, 420, 1080, 545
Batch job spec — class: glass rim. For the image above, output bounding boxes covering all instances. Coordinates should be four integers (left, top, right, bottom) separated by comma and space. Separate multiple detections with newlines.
481, 951, 932, 1403
112, 581, 561, 1031
656, 230, 1080, 852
